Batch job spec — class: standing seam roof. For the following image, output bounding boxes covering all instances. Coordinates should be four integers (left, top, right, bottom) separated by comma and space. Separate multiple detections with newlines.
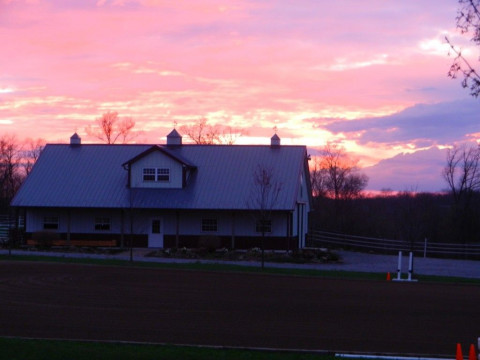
11, 144, 309, 211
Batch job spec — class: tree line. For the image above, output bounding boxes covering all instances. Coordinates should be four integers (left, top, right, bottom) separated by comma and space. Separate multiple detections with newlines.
309, 143, 480, 245
0, 135, 45, 211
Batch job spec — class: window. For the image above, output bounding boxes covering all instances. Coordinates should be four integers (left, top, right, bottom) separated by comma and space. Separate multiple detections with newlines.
256, 219, 272, 233
143, 168, 156, 181
202, 218, 217, 232
95, 217, 110, 231
157, 168, 170, 182
143, 168, 170, 182
43, 216, 59, 230
151, 219, 161, 234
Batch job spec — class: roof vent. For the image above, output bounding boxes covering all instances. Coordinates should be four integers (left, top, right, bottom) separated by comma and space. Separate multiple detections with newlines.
167, 128, 182, 146
70, 132, 81, 147
271, 133, 280, 148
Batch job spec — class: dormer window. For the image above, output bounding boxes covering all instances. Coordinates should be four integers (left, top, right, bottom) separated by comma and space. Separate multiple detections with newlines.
157, 168, 170, 182
143, 168, 170, 182
143, 168, 156, 181
124, 146, 196, 189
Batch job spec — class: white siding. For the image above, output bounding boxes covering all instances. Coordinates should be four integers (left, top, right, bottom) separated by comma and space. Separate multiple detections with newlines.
292, 165, 310, 248
130, 151, 183, 188
128, 211, 177, 235
26, 209, 125, 234
26, 208, 296, 246
231, 212, 287, 237
25, 209, 287, 237
26, 209, 66, 233
174, 211, 287, 237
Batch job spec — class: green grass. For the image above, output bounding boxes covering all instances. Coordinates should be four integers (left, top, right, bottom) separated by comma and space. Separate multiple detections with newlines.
0, 253, 479, 284
0, 338, 335, 360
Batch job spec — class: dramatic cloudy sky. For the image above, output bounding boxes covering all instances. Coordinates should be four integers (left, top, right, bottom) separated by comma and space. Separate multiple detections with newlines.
1, 0, 479, 192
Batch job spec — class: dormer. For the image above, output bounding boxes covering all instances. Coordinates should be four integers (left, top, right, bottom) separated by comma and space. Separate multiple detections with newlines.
122, 146, 196, 189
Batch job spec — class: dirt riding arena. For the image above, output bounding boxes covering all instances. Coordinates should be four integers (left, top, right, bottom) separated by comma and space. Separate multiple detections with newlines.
0, 261, 478, 356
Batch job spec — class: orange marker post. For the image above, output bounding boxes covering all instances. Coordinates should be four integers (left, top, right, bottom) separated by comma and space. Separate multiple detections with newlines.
469, 344, 476, 360
457, 343, 464, 360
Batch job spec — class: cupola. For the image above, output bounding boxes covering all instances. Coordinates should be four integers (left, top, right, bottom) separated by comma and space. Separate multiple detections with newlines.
166, 129, 182, 146
70, 132, 81, 147
271, 133, 280, 148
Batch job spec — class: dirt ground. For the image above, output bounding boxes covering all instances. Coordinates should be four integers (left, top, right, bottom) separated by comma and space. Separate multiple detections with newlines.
0, 261, 478, 356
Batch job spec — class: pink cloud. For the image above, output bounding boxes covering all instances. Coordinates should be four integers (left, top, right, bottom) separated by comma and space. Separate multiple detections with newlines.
0, 0, 474, 191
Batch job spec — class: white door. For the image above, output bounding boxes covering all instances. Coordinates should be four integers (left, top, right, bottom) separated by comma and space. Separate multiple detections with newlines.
148, 218, 163, 248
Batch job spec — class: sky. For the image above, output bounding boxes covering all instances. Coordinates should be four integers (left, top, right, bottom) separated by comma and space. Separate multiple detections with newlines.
1, 0, 479, 192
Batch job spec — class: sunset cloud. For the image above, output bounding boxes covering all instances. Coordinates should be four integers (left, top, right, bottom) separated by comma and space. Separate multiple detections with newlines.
322, 99, 480, 147
0, 0, 475, 190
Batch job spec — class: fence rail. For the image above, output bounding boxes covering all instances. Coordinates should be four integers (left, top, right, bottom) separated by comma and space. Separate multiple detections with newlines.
0, 215, 24, 244
307, 230, 480, 260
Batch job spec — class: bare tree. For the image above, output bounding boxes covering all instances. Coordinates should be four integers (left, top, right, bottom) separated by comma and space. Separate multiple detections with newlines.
310, 143, 368, 233
310, 158, 329, 208
0, 135, 23, 207
179, 118, 245, 145
442, 143, 480, 243
179, 118, 219, 144
86, 111, 136, 144
219, 126, 247, 145
248, 164, 283, 269
443, 144, 480, 203
446, 0, 480, 97
23, 138, 45, 175
311, 143, 368, 201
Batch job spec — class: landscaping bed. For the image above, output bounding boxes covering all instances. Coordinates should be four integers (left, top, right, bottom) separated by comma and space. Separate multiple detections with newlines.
145, 247, 341, 264
3, 244, 341, 265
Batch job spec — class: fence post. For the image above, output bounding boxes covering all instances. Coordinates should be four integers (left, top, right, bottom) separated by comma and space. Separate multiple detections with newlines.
396, 251, 402, 281
408, 251, 414, 281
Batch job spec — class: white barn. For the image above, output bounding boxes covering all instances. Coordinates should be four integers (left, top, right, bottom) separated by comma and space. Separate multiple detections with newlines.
11, 130, 312, 250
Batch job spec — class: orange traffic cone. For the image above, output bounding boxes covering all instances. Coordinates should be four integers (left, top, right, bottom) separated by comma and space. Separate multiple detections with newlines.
457, 343, 463, 360
469, 344, 476, 360
386, 272, 391, 281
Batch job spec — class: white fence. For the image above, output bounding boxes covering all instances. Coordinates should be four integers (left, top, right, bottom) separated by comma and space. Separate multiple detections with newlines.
0, 215, 24, 244
308, 230, 480, 259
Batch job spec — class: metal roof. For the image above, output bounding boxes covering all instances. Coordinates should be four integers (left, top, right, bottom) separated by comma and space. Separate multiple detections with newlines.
11, 143, 309, 211
122, 145, 196, 169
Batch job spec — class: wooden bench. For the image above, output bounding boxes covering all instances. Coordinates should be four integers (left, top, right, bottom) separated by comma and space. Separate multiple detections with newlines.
26, 239, 117, 247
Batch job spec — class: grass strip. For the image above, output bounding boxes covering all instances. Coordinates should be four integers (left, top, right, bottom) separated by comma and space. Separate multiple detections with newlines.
0, 338, 336, 360
0, 253, 478, 284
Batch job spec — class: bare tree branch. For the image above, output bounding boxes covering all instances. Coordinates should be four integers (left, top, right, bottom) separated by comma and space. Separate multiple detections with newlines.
86, 111, 137, 144
446, 0, 480, 97
442, 143, 480, 243
179, 118, 245, 145
0, 135, 24, 205
311, 143, 368, 200
23, 138, 45, 175
442, 143, 480, 204
446, 36, 480, 97
247, 164, 283, 269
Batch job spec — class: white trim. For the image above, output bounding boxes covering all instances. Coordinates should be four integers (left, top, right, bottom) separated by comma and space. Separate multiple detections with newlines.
335, 354, 449, 360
